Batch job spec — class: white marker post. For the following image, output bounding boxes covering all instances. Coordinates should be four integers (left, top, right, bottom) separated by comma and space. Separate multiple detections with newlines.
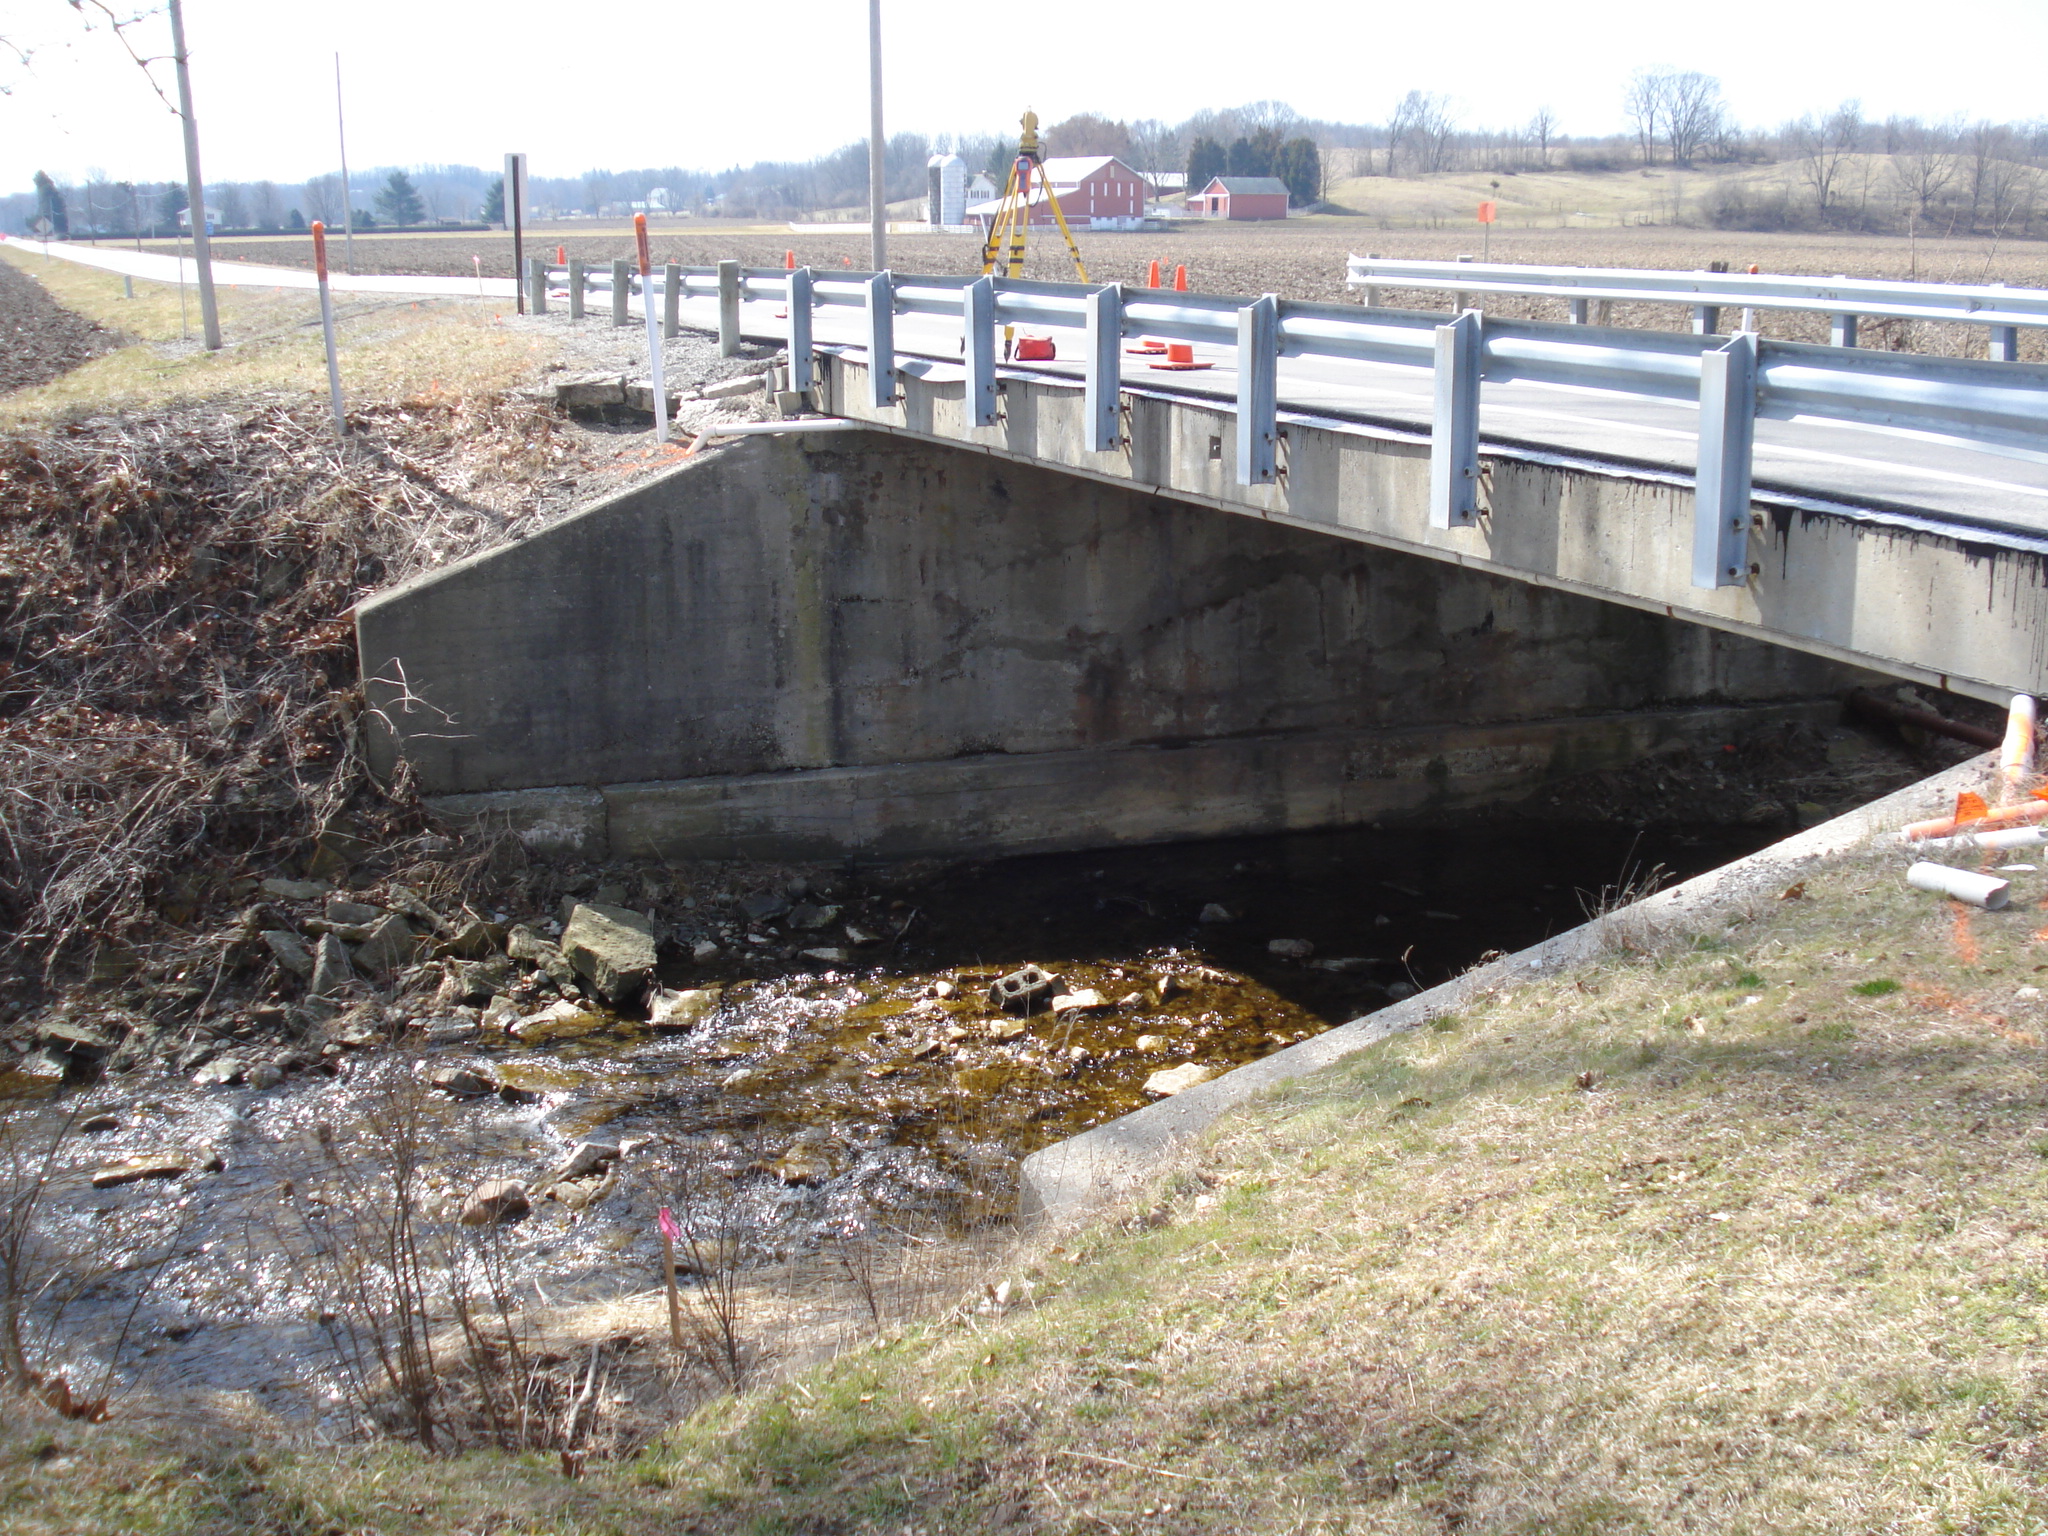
312, 221, 346, 439
635, 214, 669, 443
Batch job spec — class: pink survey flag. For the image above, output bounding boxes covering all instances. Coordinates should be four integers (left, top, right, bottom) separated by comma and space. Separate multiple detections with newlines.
658, 1207, 681, 1243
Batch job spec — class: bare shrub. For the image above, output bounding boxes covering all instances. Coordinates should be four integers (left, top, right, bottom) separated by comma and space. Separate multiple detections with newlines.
0, 396, 570, 982
0, 1103, 177, 1419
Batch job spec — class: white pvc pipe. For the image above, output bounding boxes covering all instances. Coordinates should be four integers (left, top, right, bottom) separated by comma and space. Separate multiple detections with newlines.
1917, 825, 2048, 852
1907, 861, 2012, 909
2001, 693, 2037, 796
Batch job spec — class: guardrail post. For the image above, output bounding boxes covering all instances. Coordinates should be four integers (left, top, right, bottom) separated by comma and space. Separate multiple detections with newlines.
1085, 285, 1123, 453
1362, 251, 1380, 309
965, 275, 997, 427
526, 256, 547, 315
718, 260, 741, 356
1235, 294, 1279, 486
567, 259, 585, 321
1452, 252, 1473, 313
611, 259, 630, 327
1990, 325, 2020, 363
663, 262, 681, 339
787, 266, 814, 395
1830, 313, 1858, 348
1692, 304, 1721, 335
1693, 332, 1756, 590
865, 270, 896, 408
1568, 297, 1589, 325
1429, 310, 1482, 529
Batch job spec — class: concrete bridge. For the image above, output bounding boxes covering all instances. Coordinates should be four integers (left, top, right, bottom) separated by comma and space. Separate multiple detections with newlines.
357, 264, 2048, 862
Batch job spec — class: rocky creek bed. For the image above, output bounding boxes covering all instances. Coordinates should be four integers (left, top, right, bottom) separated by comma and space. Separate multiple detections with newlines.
0, 790, 1943, 1420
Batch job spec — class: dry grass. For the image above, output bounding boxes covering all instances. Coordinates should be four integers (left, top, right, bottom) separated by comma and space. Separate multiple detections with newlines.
0, 245, 547, 422
10, 830, 2048, 1532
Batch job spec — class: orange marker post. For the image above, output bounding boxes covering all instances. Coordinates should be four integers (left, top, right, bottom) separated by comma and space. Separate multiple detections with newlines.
1477, 200, 1497, 260
311, 221, 345, 439
634, 214, 668, 443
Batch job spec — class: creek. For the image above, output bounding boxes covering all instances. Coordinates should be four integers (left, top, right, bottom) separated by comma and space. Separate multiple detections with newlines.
11, 816, 1771, 1415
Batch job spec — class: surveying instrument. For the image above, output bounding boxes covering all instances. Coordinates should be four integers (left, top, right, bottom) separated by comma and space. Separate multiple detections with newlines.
981, 110, 1090, 283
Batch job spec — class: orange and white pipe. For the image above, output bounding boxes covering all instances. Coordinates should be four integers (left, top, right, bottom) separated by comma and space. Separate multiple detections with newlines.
311, 220, 345, 439
635, 214, 667, 443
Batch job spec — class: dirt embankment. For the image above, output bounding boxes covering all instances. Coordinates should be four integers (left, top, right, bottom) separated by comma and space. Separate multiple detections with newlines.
0, 258, 121, 393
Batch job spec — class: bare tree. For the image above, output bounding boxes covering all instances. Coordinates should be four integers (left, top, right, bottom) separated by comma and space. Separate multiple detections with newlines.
1625, 68, 1669, 165
1528, 106, 1559, 169
1889, 116, 1960, 220
1388, 90, 1457, 176
1786, 100, 1862, 222
1967, 120, 2038, 230
1237, 99, 1301, 137
302, 171, 341, 223
1663, 72, 1725, 167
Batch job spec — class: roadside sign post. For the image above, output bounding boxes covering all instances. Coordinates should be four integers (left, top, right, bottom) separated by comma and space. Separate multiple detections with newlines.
312, 221, 347, 439
1477, 199, 1497, 262
635, 214, 669, 443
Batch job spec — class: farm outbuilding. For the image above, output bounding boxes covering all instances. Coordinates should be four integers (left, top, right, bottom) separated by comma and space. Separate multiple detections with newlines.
967, 156, 1150, 230
1187, 176, 1290, 221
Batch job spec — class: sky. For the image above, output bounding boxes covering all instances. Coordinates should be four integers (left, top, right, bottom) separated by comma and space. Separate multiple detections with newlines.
4, 0, 2047, 191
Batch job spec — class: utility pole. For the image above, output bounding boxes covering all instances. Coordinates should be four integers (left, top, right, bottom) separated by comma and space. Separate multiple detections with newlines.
868, 0, 885, 271
166, 0, 220, 350
335, 55, 355, 274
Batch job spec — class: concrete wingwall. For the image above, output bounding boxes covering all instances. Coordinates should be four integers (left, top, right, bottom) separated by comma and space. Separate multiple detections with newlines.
357, 430, 1867, 861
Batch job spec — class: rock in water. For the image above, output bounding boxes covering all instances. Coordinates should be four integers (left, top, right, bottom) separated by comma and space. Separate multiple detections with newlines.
560, 902, 658, 1003
648, 985, 721, 1030
309, 933, 353, 997
1143, 1062, 1216, 1097
460, 1179, 531, 1226
1266, 938, 1314, 960
351, 914, 416, 978
91, 1155, 198, 1189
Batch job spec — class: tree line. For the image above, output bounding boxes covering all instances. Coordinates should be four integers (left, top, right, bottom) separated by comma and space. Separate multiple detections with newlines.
10, 78, 2048, 238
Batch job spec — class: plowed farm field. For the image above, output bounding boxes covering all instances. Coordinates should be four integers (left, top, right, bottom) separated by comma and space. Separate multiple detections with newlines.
179, 222, 2048, 359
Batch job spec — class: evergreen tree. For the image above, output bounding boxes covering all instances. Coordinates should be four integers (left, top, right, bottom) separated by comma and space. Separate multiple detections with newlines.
32, 170, 69, 236
288, 208, 306, 231
158, 182, 187, 228
1277, 137, 1322, 204
374, 169, 425, 226
481, 176, 504, 224
1185, 136, 1226, 189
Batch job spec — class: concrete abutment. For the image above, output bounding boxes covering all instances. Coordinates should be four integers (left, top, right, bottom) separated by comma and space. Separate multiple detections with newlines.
358, 430, 1872, 861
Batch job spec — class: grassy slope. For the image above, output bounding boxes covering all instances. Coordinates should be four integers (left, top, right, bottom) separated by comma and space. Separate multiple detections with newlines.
9, 821, 2048, 1532
0, 245, 544, 421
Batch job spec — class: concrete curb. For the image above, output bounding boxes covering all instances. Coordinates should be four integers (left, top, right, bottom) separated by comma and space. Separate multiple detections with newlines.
1017, 751, 1994, 1223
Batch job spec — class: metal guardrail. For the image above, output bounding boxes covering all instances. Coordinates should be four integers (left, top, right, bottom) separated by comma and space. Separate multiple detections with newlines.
568, 257, 2048, 593
1345, 254, 2045, 359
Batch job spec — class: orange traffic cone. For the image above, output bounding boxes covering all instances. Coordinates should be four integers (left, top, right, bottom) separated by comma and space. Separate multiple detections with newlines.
557, 245, 566, 265
842, 255, 852, 267
1173, 265, 1188, 291
786, 250, 796, 268
1147, 259, 1160, 288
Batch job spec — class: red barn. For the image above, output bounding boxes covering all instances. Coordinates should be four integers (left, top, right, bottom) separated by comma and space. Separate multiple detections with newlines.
1187, 175, 1290, 221
967, 156, 1149, 229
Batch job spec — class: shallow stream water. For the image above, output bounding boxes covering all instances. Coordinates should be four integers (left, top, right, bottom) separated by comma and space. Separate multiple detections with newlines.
12, 817, 1771, 1413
